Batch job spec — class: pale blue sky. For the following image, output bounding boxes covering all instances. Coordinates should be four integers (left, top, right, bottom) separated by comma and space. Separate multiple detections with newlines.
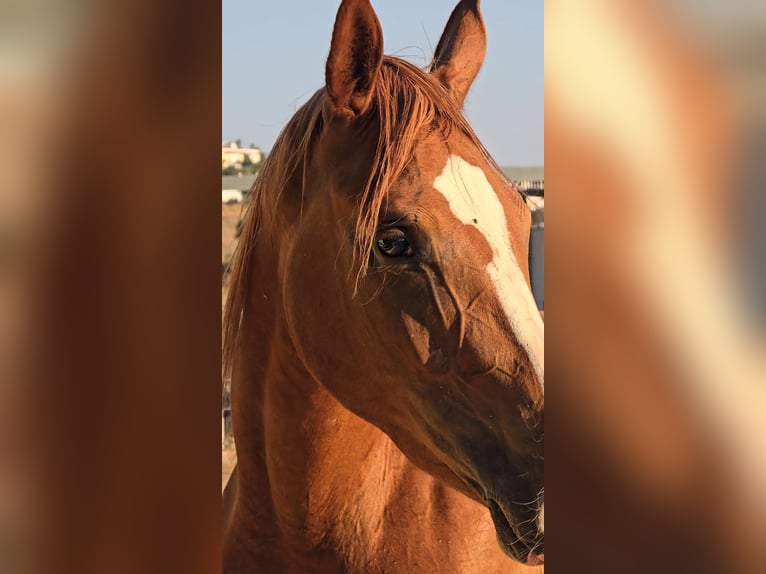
222, 1, 542, 166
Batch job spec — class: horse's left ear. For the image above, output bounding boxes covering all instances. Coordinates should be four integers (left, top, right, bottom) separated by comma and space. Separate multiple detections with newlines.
325, 0, 384, 121
430, 0, 486, 107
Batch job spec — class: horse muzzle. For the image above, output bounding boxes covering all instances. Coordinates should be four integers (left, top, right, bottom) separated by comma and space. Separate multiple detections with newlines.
488, 498, 544, 565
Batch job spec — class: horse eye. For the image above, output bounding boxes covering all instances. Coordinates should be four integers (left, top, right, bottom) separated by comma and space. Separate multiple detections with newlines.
376, 228, 414, 258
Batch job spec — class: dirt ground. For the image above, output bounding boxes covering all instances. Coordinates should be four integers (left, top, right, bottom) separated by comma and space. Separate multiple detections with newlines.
222, 448, 236, 491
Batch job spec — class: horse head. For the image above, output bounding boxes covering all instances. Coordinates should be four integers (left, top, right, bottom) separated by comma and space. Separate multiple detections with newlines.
231, 0, 544, 564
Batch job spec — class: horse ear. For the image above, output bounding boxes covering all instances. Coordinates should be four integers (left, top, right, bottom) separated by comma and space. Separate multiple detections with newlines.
430, 0, 486, 107
325, 0, 384, 121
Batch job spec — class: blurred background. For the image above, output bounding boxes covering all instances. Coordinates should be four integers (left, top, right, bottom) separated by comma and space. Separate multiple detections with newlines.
546, 0, 766, 572
1, 1, 222, 572
0, 0, 763, 573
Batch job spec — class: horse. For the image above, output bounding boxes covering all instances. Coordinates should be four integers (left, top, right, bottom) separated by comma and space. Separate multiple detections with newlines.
222, 1, 544, 571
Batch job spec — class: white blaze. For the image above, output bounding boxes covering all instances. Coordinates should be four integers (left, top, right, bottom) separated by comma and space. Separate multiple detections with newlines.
433, 155, 544, 382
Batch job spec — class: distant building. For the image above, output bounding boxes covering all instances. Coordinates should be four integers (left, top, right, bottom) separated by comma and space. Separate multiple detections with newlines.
222, 189, 244, 204
502, 166, 544, 195
222, 141, 263, 169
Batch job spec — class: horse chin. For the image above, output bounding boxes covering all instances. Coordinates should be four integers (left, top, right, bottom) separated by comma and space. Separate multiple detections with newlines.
487, 499, 544, 565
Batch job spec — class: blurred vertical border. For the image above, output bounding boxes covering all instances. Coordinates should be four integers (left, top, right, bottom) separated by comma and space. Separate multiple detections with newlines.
1, 0, 221, 572
546, 0, 765, 573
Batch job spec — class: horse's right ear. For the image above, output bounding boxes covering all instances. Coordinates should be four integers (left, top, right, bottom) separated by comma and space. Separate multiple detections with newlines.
325, 0, 383, 121
430, 0, 486, 107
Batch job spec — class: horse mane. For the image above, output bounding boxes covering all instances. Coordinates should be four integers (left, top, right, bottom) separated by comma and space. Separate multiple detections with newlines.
223, 56, 519, 376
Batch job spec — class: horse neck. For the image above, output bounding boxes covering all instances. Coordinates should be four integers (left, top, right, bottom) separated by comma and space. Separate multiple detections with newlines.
226, 189, 537, 573
230, 238, 407, 559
